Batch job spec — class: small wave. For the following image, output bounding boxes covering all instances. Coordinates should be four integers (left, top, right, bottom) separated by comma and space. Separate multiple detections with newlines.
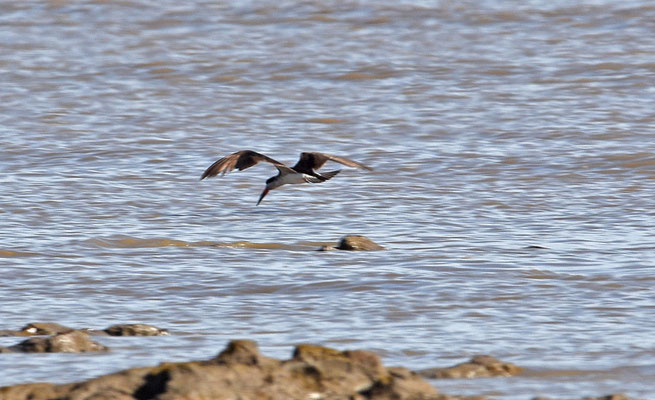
303, 117, 348, 124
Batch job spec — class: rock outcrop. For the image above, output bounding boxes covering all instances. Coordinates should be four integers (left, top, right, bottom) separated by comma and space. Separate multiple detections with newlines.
0, 337, 635, 400
319, 235, 385, 251
0, 322, 167, 337
420, 355, 522, 379
104, 324, 169, 336
532, 395, 630, 400
0, 340, 439, 400
6, 330, 108, 353
0, 322, 74, 337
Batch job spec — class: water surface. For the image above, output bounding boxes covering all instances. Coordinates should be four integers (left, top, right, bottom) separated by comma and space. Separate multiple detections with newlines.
1, 1, 655, 398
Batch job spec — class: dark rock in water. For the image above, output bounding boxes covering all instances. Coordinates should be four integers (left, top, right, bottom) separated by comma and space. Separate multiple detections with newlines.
319, 235, 385, 251
8, 330, 108, 353
0, 338, 629, 400
591, 396, 631, 400
0, 340, 439, 400
0, 322, 75, 337
420, 355, 522, 379
532, 395, 631, 400
290, 343, 390, 393
0, 322, 168, 337
363, 366, 445, 400
19, 322, 74, 336
213, 339, 265, 365
104, 324, 169, 336
337, 235, 385, 250
0, 346, 12, 353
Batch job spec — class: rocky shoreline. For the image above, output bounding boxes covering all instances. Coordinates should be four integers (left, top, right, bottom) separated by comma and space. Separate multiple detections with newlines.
0, 323, 632, 400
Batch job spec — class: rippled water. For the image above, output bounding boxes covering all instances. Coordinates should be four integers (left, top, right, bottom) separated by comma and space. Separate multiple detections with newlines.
1, 1, 655, 398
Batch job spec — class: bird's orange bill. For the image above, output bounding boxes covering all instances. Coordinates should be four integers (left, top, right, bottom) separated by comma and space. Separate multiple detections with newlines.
257, 187, 269, 205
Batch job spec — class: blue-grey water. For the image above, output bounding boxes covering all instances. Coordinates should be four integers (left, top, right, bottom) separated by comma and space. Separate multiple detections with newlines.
1, 1, 655, 399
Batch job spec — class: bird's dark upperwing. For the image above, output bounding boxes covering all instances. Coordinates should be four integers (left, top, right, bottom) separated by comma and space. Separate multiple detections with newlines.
201, 150, 285, 180
292, 152, 372, 174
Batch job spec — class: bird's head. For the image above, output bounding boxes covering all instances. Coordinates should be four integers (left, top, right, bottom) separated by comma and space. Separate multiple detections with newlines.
257, 176, 277, 205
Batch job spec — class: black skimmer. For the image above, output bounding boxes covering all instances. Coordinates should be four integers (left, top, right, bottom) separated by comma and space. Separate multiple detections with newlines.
201, 150, 372, 205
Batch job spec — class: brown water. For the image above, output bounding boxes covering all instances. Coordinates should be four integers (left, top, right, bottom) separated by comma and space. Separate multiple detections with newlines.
1, 1, 655, 398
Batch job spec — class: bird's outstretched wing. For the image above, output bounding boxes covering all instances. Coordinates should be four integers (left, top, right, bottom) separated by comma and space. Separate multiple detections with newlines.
292, 152, 372, 174
201, 150, 285, 180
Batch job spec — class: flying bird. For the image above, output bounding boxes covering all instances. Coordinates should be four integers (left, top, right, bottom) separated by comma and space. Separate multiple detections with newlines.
201, 150, 372, 205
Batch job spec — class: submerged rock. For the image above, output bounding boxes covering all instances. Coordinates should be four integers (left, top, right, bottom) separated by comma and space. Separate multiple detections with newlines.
420, 355, 522, 379
337, 235, 385, 251
0, 338, 629, 400
19, 322, 75, 336
0, 322, 74, 337
320, 235, 385, 251
0, 340, 439, 400
532, 395, 631, 400
8, 330, 108, 353
104, 324, 169, 337
0, 322, 168, 337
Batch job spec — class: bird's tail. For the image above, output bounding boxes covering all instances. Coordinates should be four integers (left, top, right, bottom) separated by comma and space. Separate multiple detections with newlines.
304, 170, 341, 183
320, 170, 341, 181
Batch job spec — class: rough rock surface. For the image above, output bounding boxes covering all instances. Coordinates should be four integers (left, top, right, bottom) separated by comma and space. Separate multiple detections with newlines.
0, 323, 167, 337
0, 340, 440, 400
420, 355, 522, 379
532, 395, 631, 400
0, 322, 74, 337
6, 330, 108, 353
337, 235, 385, 251
104, 324, 169, 336
320, 235, 385, 251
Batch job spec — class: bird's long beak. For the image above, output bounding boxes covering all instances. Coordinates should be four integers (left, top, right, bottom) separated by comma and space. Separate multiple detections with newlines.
256, 187, 269, 205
